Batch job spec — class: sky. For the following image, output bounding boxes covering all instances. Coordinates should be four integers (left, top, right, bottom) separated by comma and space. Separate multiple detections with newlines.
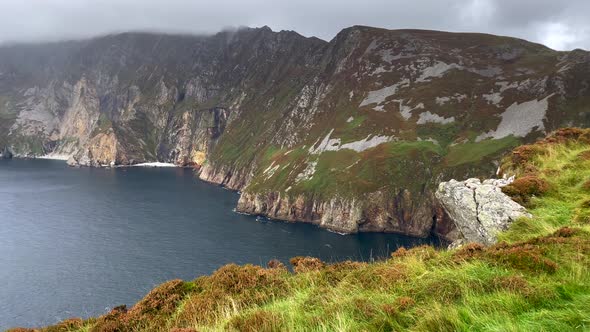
0, 0, 588, 51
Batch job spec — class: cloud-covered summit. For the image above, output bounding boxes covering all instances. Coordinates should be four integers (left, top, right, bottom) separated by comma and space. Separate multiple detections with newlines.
0, 0, 588, 50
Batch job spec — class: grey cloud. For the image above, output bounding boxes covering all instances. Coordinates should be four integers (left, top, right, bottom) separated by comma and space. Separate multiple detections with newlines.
0, 0, 588, 50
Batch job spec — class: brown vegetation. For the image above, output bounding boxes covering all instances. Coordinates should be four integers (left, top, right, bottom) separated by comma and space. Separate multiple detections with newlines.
394, 296, 416, 311
501, 175, 550, 206
175, 264, 288, 325
169, 328, 198, 332
491, 275, 534, 297
502, 128, 590, 176
266, 259, 286, 270
486, 242, 558, 273
227, 310, 283, 332
452, 242, 485, 262
577, 150, 590, 161
289, 256, 325, 273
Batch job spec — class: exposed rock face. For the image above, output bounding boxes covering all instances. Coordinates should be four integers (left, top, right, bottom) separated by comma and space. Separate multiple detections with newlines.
435, 178, 532, 245
1, 26, 589, 236
237, 192, 363, 234
1, 146, 13, 159
237, 190, 434, 236
67, 130, 123, 167
158, 107, 231, 167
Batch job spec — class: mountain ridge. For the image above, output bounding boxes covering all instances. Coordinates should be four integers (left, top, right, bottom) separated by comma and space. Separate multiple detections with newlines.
1, 25, 589, 238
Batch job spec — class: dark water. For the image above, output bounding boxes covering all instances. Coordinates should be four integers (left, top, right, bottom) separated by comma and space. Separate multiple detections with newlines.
0, 159, 438, 329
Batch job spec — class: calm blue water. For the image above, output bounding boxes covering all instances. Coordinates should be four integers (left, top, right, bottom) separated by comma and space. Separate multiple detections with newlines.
0, 159, 438, 329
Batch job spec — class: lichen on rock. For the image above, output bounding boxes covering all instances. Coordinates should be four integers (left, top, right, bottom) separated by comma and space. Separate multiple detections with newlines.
435, 177, 531, 246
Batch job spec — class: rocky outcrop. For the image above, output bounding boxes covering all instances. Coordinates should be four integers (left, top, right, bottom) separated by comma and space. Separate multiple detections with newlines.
435, 178, 532, 246
67, 130, 123, 167
198, 163, 253, 191
158, 108, 231, 167
237, 190, 434, 236
237, 192, 363, 234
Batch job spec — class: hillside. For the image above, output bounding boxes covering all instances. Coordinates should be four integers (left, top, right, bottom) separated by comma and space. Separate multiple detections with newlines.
1, 26, 590, 237
10, 128, 590, 331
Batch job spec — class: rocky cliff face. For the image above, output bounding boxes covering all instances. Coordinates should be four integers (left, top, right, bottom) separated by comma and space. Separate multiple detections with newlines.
1, 26, 589, 236
237, 189, 434, 236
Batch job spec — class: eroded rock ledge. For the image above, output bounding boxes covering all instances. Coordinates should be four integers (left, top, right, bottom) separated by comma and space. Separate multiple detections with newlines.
435, 177, 531, 246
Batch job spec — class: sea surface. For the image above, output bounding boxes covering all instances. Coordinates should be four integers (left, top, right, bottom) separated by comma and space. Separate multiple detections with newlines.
0, 159, 438, 329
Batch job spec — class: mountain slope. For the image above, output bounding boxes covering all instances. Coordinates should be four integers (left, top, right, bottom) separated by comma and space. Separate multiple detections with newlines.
13, 129, 590, 332
1, 26, 589, 237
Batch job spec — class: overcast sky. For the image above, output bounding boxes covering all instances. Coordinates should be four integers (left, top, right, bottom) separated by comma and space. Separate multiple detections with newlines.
0, 0, 588, 50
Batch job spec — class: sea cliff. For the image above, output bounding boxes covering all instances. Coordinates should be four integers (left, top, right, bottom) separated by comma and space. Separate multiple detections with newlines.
2, 26, 589, 235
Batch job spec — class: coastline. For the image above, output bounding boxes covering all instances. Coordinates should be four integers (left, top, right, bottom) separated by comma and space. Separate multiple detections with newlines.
9, 154, 70, 161
130, 162, 178, 168
13, 155, 180, 168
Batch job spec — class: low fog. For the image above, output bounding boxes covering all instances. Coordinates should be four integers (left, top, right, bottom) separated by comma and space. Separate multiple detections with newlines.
0, 0, 588, 50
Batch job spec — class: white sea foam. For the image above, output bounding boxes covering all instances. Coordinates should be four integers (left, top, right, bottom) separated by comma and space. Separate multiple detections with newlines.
37, 154, 70, 161
132, 162, 177, 167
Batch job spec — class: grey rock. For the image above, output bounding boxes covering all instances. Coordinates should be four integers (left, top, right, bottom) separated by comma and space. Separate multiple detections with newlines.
435, 178, 531, 246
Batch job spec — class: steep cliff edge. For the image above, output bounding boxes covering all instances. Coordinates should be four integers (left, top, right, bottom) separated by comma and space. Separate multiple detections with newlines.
2, 26, 590, 235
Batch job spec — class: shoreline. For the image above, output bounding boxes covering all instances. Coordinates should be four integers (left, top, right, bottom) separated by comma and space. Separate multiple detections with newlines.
129, 162, 178, 168
15, 154, 70, 161
12, 156, 181, 168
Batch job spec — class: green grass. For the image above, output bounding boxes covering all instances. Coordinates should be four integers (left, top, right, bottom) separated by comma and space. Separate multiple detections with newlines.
499, 140, 590, 243
445, 136, 521, 167
416, 122, 461, 148
24, 130, 590, 332
345, 115, 366, 129
246, 139, 446, 201
243, 129, 523, 210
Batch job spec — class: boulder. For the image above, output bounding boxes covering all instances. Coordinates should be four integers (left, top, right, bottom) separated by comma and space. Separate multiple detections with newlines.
435, 178, 531, 246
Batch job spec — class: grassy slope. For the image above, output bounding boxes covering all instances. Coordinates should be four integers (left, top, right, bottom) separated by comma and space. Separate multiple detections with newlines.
13, 129, 590, 332
246, 136, 519, 202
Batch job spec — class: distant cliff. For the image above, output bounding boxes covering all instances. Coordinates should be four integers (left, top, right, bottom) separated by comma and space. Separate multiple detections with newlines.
1, 26, 589, 235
